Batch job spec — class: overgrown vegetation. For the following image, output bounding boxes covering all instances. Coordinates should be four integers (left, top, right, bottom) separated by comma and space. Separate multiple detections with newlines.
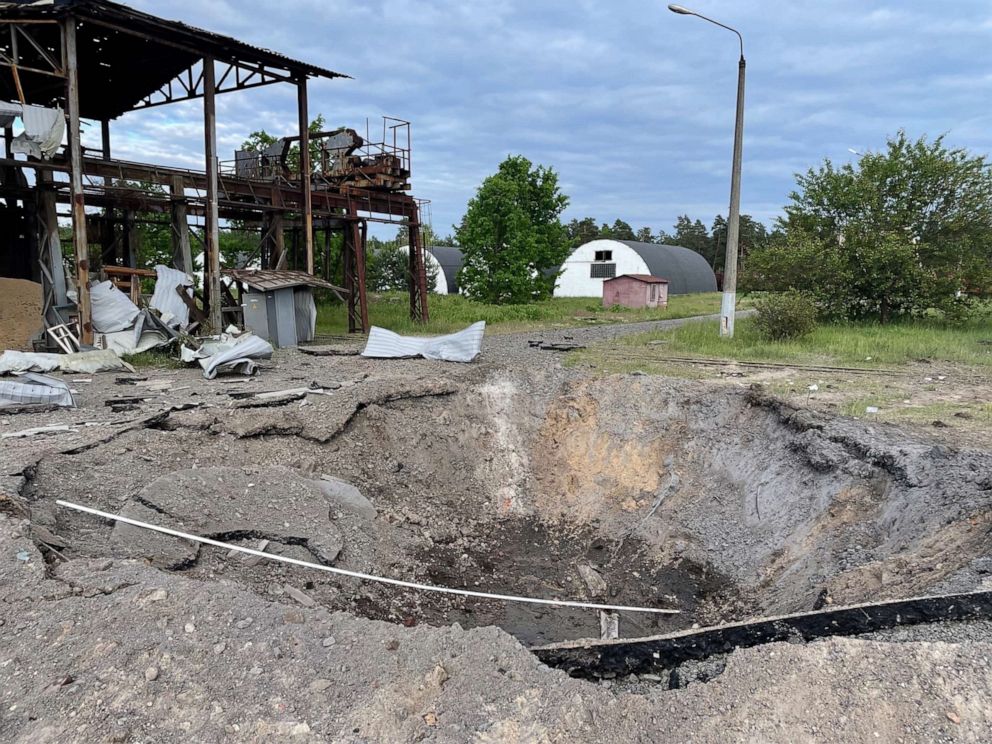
745, 132, 992, 322
607, 310, 992, 368
752, 292, 818, 340
316, 292, 727, 336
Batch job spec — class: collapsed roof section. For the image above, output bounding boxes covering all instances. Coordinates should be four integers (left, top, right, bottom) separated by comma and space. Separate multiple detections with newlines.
0, 0, 348, 120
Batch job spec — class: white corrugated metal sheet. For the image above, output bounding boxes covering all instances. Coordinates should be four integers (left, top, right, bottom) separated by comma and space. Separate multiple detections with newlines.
362, 321, 485, 363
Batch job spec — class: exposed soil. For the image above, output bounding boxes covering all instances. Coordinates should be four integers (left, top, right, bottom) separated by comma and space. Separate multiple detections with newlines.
0, 277, 42, 351
3, 322, 992, 741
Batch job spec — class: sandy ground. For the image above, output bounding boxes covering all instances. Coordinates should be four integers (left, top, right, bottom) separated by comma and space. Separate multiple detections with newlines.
0, 278, 42, 351
2, 316, 992, 742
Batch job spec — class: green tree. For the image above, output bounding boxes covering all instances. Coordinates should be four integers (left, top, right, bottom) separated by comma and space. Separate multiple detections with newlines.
455, 155, 570, 303
750, 132, 992, 321
667, 215, 712, 259
366, 242, 440, 292
599, 219, 636, 241
634, 226, 655, 243
565, 217, 600, 248
710, 214, 768, 272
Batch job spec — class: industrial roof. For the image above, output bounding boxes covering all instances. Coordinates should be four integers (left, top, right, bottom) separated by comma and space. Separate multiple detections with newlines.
618, 241, 717, 295
428, 246, 463, 294
605, 274, 668, 284
0, 0, 348, 120
223, 269, 346, 294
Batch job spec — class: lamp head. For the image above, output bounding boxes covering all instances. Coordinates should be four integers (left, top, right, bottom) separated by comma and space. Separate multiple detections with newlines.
668, 4, 694, 14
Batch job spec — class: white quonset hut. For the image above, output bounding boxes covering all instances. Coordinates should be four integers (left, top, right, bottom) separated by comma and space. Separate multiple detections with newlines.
555, 239, 717, 297
397, 245, 463, 294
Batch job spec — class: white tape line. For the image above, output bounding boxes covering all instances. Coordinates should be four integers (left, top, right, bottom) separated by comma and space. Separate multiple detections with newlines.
56, 500, 678, 615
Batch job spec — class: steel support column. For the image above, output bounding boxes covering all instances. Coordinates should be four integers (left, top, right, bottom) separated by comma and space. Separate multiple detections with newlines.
37, 171, 68, 334
101, 119, 111, 160
269, 187, 286, 270
63, 17, 91, 343
407, 217, 430, 323
297, 76, 314, 275
355, 218, 369, 332
203, 57, 222, 331
342, 212, 368, 333
169, 175, 192, 273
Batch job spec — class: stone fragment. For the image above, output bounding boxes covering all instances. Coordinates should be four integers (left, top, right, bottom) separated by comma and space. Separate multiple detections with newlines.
283, 585, 315, 608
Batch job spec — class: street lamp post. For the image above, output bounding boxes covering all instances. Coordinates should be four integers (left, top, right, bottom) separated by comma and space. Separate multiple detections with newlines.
668, 4, 745, 338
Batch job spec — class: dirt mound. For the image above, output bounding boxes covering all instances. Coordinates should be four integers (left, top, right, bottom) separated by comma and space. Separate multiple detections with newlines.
0, 277, 42, 351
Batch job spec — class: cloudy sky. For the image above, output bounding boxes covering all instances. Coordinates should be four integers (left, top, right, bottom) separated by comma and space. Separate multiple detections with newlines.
107, 0, 992, 239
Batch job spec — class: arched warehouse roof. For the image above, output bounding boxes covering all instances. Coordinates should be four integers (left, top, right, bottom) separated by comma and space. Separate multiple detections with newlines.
428, 246, 463, 295
397, 245, 463, 294
555, 239, 717, 296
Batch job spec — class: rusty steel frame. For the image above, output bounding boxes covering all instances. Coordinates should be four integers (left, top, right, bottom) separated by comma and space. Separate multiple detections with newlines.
132, 58, 295, 112
0, 9, 431, 343
407, 208, 430, 324
0, 20, 66, 80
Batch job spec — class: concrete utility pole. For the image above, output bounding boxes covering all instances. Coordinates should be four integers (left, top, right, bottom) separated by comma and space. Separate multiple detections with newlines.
668, 4, 745, 338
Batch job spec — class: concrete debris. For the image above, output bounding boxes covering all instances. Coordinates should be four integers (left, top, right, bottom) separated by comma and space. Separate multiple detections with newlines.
6, 315, 992, 743
284, 584, 316, 607
577, 563, 608, 597
2, 424, 75, 439
599, 610, 620, 640
315, 475, 378, 520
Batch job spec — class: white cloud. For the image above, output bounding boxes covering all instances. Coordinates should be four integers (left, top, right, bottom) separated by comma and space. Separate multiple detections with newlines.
112, 0, 992, 235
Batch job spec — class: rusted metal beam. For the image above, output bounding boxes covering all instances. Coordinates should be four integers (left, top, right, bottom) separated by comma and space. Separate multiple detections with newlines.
203, 57, 222, 332
407, 215, 430, 324
354, 217, 369, 332
71, 157, 421, 220
169, 175, 193, 274
63, 16, 91, 344
266, 186, 286, 270
133, 71, 289, 112
297, 76, 314, 274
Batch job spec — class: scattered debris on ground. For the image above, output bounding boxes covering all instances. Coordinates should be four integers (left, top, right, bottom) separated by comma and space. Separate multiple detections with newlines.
2, 317, 992, 741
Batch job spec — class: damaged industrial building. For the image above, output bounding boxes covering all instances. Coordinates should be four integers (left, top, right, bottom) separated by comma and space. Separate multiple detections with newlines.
0, 0, 431, 356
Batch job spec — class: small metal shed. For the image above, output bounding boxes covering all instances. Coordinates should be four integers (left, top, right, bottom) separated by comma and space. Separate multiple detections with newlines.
602, 274, 669, 309
224, 270, 346, 348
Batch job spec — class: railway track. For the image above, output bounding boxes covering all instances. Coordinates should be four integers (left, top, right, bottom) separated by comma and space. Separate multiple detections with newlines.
589, 350, 901, 376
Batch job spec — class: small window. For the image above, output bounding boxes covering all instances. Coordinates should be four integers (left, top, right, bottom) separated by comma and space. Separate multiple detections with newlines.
591, 263, 616, 279
594, 250, 613, 262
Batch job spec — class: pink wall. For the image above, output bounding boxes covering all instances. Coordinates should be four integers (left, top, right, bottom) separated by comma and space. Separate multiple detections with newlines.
602, 276, 668, 309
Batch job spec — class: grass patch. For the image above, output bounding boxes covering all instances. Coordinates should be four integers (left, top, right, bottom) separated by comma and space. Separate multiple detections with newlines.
126, 348, 185, 369
611, 315, 992, 368
315, 292, 732, 336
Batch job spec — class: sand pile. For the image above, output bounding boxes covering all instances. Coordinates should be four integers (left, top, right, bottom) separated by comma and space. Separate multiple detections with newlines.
0, 277, 42, 350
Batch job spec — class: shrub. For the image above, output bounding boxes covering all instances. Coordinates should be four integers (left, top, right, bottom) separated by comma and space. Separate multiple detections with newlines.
752, 292, 818, 340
